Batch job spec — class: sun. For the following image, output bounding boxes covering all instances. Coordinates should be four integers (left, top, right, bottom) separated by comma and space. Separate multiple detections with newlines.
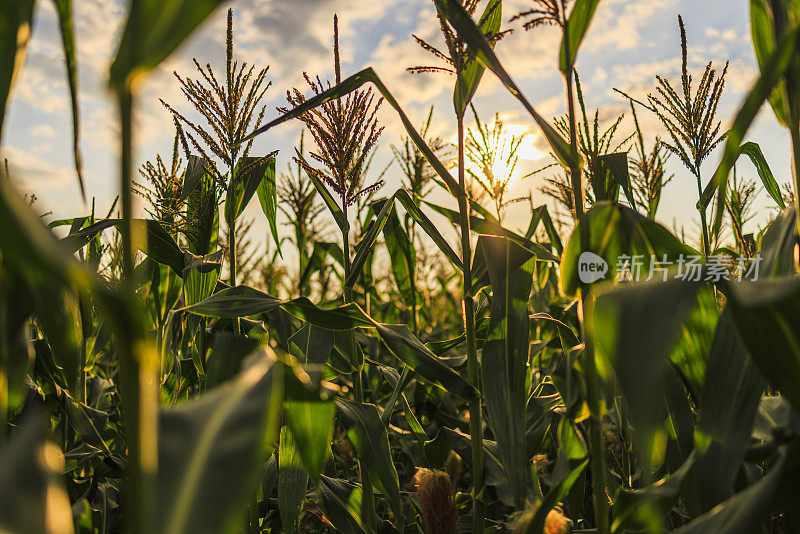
451, 120, 546, 185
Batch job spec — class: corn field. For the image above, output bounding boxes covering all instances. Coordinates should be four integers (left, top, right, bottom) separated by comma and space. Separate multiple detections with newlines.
3, 0, 800, 532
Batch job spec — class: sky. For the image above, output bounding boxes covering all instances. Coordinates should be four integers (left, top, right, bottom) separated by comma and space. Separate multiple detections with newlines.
2, 0, 793, 256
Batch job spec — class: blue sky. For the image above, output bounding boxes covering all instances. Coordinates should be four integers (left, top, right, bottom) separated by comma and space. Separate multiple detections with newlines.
2, 0, 791, 253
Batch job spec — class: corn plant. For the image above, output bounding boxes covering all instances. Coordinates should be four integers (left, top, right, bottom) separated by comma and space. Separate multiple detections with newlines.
627, 102, 674, 219
464, 104, 529, 222
7, 1, 800, 534
617, 16, 728, 255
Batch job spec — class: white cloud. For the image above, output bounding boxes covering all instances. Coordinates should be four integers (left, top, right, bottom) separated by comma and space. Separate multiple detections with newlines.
30, 124, 55, 138
2, 145, 73, 191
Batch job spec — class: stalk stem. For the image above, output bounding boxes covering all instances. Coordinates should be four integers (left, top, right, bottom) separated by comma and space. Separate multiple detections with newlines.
565, 71, 584, 220
566, 63, 608, 532
342, 209, 377, 530
118, 88, 158, 534
694, 165, 710, 256
458, 115, 484, 534
791, 125, 800, 241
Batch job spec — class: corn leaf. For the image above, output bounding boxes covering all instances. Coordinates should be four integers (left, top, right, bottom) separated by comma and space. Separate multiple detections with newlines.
380, 201, 416, 310
283, 369, 335, 480
109, 0, 226, 90
345, 190, 397, 288
587, 277, 703, 468
0, 421, 73, 534
750, 0, 791, 127
611, 453, 696, 533
179, 155, 208, 202
256, 156, 282, 256
317, 476, 366, 534
685, 311, 766, 515
0, 0, 35, 145
156, 356, 282, 534
759, 207, 797, 276
560, 202, 695, 297
278, 426, 308, 534
50, 0, 85, 199
672, 446, 788, 534
453, 0, 502, 116
335, 399, 404, 527
182, 250, 223, 307
298, 241, 344, 290
708, 24, 800, 232
225, 155, 276, 223
480, 235, 535, 508
396, 189, 462, 269
182, 290, 477, 400
559, 0, 602, 74
727, 278, 800, 413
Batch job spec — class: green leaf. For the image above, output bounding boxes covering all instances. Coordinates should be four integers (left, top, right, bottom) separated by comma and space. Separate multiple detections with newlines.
759, 207, 797, 276
317, 476, 365, 534
204, 331, 259, 388
182, 250, 223, 306
52, 0, 85, 199
587, 277, 703, 467
180, 155, 208, 202
381, 201, 416, 309
284, 398, 335, 480
559, 0, 602, 73
288, 324, 335, 365
181, 285, 282, 317
700, 141, 785, 210
708, 24, 800, 232
186, 171, 219, 255
372, 322, 478, 401
0, 0, 35, 144
480, 235, 535, 508
727, 278, 800, 413
396, 189, 462, 269
672, 446, 788, 534
241, 67, 466, 199
109, 0, 226, 90
278, 426, 309, 534
433, 0, 579, 170
336, 399, 404, 527
611, 453, 695, 533
63, 218, 186, 274
686, 311, 767, 515
740, 142, 785, 208
157, 355, 283, 534
527, 204, 564, 254
225, 155, 276, 223
750, 0, 791, 127
256, 156, 282, 256
298, 241, 344, 290
0, 420, 73, 534
453, 0, 502, 115
596, 152, 635, 206
346, 192, 398, 288
426, 201, 560, 262
182, 290, 477, 400
560, 202, 695, 297
523, 459, 589, 534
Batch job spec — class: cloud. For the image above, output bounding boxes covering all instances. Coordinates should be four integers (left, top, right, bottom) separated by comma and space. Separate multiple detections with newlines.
30, 124, 55, 138
3, 145, 73, 192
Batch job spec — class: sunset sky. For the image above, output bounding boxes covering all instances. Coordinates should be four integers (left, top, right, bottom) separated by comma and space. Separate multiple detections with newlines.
2, 0, 790, 253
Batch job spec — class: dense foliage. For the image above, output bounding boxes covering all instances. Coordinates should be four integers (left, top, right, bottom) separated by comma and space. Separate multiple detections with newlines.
2, 0, 800, 533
